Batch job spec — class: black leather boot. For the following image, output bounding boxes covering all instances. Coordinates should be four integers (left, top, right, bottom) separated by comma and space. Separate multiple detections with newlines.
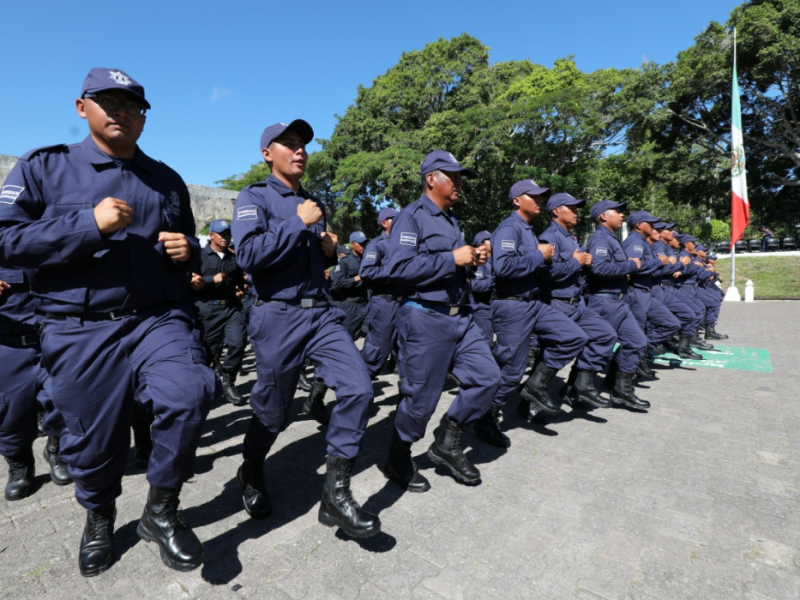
4, 453, 35, 501
137, 486, 204, 571
559, 367, 579, 406
705, 322, 728, 340
37, 405, 45, 438
678, 334, 704, 360
222, 372, 246, 406
603, 358, 619, 389
519, 363, 560, 414
637, 356, 657, 379
516, 395, 542, 422
301, 379, 330, 425
318, 455, 381, 538
132, 422, 152, 470
527, 345, 540, 368
43, 436, 72, 485
297, 371, 313, 392
427, 415, 480, 483
691, 330, 714, 350
383, 431, 430, 493
473, 404, 510, 448
236, 457, 271, 519
573, 370, 611, 409
611, 372, 650, 409
79, 505, 116, 577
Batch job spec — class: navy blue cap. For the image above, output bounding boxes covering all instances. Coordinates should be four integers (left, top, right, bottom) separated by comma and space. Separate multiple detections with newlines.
652, 222, 667, 230
473, 230, 491, 245
377, 207, 398, 225
677, 233, 698, 244
626, 210, 660, 228
337, 245, 351, 255
696, 244, 708, 252
349, 231, 368, 245
546, 192, 585, 212
590, 199, 627, 221
508, 179, 550, 200
708, 253, 718, 260
260, 119, 314, 152
658, 221, 676, 230
420, 150, 474, 176
81, 68, 150, 109
209, 219, 232, 234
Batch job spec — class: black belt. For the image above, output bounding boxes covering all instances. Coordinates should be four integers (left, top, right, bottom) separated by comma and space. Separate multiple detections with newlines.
341, 297, 367, 303
0, 333, 39, 348
44, 309, 140, 321
256, 297, 329, 308
374, 294, 401, 302
683, 283, 697, 288
548, 296, 581, 305
660, 281, 674, 288
492, 292, 539, 302
471, 292, 492, 304
197, 299, 228, 306
631, 286, 651, 292
589, 292, 625, 300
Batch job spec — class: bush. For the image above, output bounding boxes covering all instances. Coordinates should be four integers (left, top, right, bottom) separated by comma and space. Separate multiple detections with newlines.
697, 219, 731, 242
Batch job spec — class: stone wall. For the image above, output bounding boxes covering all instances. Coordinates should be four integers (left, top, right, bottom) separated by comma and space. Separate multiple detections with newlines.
0, 153, 239, 232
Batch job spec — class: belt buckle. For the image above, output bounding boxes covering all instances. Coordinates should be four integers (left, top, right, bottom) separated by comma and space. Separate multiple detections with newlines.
219, 300, 226, 306
300, 298, 314, 308
21, 334, 37, 347
448, 306, 459, 316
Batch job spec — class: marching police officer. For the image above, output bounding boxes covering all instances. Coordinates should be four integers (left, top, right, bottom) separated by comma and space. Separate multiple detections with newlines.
467, 231, 495, 346
0, 68, 216, 576
232, 119, 380, 538
360, 207, 400, 377
383, 151, 501, 491
585, 200, 650, 409
330, 231, 370, 339
674, 233, 716, 352
488, 182, 587, 435
538, 193, 617, 409
194, 219, 248, 405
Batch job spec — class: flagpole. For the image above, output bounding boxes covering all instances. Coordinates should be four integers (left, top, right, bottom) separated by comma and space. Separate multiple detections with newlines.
725, 27, 743, 302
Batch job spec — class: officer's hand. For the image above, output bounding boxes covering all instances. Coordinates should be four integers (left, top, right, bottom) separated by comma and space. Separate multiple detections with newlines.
0, 280, 10, 296
659, 255, 670, 265
453, 245, 478, 267
583, 253, 593, 267
94, 197, 132, 234
158, 232, 192, 263
297, 199, 323, 227
629, 257, 642, 269
235, 286, 245, 298
354, 275, 362, 282
324, 268, 331, 281
190, 273, 205, 291
213, 272, 226, 284
476, 246, 488, 266
538, 243, 554, 262
669, 256, 677, 264
673, 271, 682, 278
572, 249, 589, 265
320, 232, 337, 257
679, 255, 691, 265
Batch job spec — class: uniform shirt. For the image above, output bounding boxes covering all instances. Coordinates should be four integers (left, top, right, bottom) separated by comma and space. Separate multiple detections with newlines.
194, 245, 245, 302
359, 232, 397, 296
330, 252, 368, 301
650, 239, 680, 284
622, 231, 663, 290
386, 194, 466, 306
491, 211, 545, 298
0, 267, 37, 335
676, 250, 708, 285
586, 225, 638, 294
0, 136, 199, 314
232, 174, 333, 301
538, 221, 584, 299
469, 257, 494, 302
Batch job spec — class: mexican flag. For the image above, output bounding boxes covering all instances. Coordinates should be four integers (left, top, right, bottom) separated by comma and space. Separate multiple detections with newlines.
730, 49, 750, 249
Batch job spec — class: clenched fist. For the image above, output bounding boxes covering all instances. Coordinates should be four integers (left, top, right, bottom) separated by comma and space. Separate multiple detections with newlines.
159, 232, 192, 263
94, 197, 132, 235
538, 243, 554, 262
453, 245, 479, 267
297, 199, 322, 227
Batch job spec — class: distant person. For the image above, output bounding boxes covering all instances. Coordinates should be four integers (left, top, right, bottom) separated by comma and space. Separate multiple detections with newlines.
760, 226, 773, 252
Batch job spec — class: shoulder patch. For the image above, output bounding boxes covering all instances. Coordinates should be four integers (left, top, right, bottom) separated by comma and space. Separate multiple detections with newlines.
19, 143, 68, 161
596, 247, 608, 256
0, 185, 24, 205
399, 232, 417, 247
365, 251, 377, 261
634, 245, 643, 253
236, 205, 258, 222
501, 240, 516, 251
475, 271, 484, 278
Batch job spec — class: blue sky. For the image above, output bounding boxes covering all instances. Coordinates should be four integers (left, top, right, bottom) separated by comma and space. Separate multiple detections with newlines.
1, 0, 739, 188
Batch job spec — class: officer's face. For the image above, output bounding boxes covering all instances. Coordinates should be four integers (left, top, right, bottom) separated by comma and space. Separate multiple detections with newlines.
210, 230, 231, 249
661, 229, 675, 242
263, 131, 308, 180
602, 209, 625, 231
351, 241, 364, 257
636, 221, 654, 236
649, 228, 661, 242
76, 90, 145, 154
430, 170, 462, 206
515, 194, 543, 220
555, 204, 579, 228
382, 217, 394, 234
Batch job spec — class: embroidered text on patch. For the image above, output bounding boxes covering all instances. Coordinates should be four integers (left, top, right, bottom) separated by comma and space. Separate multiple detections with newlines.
399, 232, 417, 247
0, 185, 24, 204
501, 240, 516, 250
365, 252, 377, 261
236, 206, 258, 221
634, 245, 643, 253
596, 247, 608, 256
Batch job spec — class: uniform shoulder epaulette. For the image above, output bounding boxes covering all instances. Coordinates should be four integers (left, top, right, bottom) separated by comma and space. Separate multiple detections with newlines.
19, 144, 68, 161
241, 181, 268, 191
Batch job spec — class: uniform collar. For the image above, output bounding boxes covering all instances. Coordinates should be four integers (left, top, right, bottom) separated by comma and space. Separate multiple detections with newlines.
420, 194, 448, 217
203, 244, 229, 256
629, 230, 647, 242
266, 173, 306, 197
81, 135, 152, 173
547, 221, 571, 236
511, 211, 532, 229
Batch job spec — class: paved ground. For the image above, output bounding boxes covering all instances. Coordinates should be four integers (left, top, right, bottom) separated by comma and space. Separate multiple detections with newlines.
2, 301, 800, 599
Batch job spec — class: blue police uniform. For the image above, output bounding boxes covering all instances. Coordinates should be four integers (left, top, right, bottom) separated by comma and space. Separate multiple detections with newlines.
232, 174, 373, 461
0, 136, 216, 511
650, 239, 702, 337
360, 231, 399, 377
387, 195, 501, 441
538, 221, 617, 373
490, 213, 587, 412
621, 230, 680, 349
330, 248, 369, 340
467, 232, 494, 346
675, 247, 712, 328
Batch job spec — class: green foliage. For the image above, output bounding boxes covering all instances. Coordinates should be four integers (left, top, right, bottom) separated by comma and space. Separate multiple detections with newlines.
698, 219, 731, 241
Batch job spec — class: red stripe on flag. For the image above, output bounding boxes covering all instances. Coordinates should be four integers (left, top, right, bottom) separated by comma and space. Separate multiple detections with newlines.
730, 191, 750, 250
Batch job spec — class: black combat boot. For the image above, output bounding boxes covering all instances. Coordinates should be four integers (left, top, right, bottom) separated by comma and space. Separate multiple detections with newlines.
473, 404, 510, 448
603, 358, 619, 389
37, 405, 45, 438
4, 452, 35, 501
300, 379, 330, 425
222, 372, 246, 406
427, 415, 481, 484
572, 370, 611, 409
705, 322, 728, 340
611, 372, 650, 410
637, 355, 657, 379
691, 330, 714, 350
663, 335, 680, 355
137, 486, 204, 571
318, 455, 381, 538
527, 345, 540, 369
79, 505, 116, 577
43, 436, 72, 485
383, 431, 430, 492
131, 422, 152, 470
559, 367, 579, 406
519, 363, 561, 414
297, 359, 313, 391
236, 457, 271, 519
517, 395, 542, 422
678, 334, 704, 360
